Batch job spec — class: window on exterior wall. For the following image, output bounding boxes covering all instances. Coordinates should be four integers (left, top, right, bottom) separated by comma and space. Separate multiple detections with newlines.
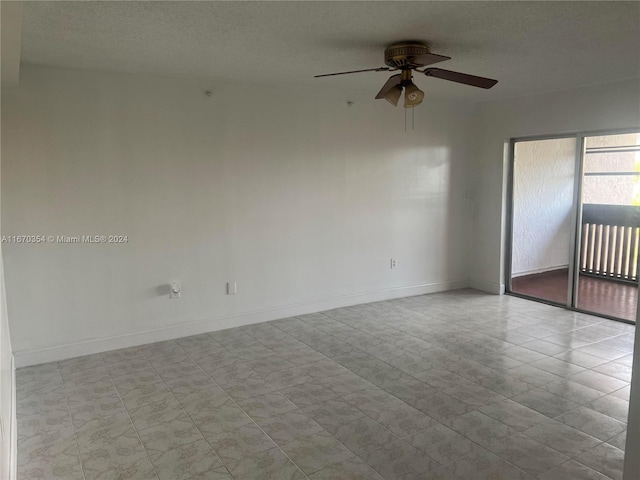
508, 131, 640, 324
582, 133, 640, 206
579, 133, 640, 295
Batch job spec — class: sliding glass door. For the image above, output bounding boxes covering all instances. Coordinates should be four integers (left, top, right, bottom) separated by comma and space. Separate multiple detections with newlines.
507, 130, 640, 324
509, 137, 577, 306
576, 133, 640, 322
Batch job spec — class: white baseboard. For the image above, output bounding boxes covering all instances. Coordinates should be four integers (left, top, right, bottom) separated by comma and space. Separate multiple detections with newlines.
14, 279, 469, 367
469, 279, 505, 295
512, 265, 569, 277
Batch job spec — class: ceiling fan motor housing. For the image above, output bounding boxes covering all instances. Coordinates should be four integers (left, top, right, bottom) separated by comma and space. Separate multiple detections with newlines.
384, 42, 431, 68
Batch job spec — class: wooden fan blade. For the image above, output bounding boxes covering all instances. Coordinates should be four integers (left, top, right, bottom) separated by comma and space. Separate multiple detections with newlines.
408, 53, 451, 67
315, 67, 390, 78
375, 74, 402, 99
423, 68, 498, 88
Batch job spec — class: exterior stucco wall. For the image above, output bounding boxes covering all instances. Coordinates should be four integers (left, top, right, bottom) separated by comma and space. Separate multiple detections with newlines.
512, 138, 575, 276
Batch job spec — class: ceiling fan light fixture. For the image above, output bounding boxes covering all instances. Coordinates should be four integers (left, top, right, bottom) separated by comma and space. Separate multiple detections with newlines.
403, 81, 424, 108
315, 42, 497, 113
383, 85, 403, 106
375, 74, 403, 106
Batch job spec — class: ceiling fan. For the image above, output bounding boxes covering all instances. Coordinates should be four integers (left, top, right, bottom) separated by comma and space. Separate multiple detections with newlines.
315, 42, 498, 108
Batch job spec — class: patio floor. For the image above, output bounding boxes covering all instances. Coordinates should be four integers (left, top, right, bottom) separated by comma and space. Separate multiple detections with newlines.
511, 269, 637, 323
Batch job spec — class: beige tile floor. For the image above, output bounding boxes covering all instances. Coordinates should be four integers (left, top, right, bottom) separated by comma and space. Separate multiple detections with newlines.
16, 289, 634, 479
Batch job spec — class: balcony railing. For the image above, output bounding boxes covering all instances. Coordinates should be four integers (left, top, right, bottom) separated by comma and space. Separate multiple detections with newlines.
581, 204, 640, 283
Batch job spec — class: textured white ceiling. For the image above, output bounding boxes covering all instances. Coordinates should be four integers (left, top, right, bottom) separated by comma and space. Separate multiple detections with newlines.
20, 1, 640, 102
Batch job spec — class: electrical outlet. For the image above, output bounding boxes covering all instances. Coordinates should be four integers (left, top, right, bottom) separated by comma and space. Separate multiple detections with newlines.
390, 258, 397, 269
170, 282, 181, 299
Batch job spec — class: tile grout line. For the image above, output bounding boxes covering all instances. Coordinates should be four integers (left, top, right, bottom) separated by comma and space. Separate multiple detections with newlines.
274, 315, 562, 479
187, 323, 436, 477
59, 365, 89, 480
131, 334, 306, 479
175, 336, 314, 480
135, 343, 231, 480
292, 308, 537, 399
320, 304, 629, 404
271, 311, 524, 477
249, 320, 435, 478
270, 310, 626, 479
265, 318, 457, 478
99, 354, 163, 480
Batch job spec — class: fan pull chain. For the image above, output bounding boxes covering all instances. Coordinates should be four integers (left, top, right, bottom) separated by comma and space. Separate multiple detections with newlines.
404, 107, 415, 132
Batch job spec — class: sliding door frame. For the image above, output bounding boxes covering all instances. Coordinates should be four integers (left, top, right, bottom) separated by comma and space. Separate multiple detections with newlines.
568, 134, 586, 309
506, 127, 640, 324
505, 132, 579, 307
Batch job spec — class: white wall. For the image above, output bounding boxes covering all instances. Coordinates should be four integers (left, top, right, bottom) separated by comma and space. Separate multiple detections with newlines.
0, 2, 20, 475
512, 138, 575, 276
0, 96, 16, 480
469, 78, 640, 294
1, 65, 475, 365
0, 247, 15, 480
0, 2, 22, 88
